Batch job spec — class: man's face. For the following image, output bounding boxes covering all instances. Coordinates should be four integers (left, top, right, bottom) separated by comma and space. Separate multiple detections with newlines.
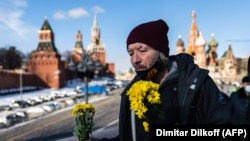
243, 82, 250, 87
243, 82, 250, 94
127, 42, 158, 71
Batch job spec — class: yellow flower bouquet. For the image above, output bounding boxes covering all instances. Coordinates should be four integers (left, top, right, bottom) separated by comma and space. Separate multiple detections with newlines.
126, 80, 162, 132
71, 103, 95, 141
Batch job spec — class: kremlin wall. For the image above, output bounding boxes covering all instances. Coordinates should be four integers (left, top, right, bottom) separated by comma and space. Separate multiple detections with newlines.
0, 11, 249, 93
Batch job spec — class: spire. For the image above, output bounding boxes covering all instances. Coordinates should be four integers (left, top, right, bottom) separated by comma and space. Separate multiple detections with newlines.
87, 10, 105, 53
176, 35, 184, 47
90, 11, 100, 45
41, 17, 53, 31
37, 18, 57, 52
74, 30, 84, 54
176, 35, 185, 54
192, 10, 196, 23
223, 43, 237, 76
208, 33, 219, 47
72, 30, 85, 63
226, 43, 235, 60
185, 10, 199, 55
93, 10, 99, 29
190, 10, 198, 32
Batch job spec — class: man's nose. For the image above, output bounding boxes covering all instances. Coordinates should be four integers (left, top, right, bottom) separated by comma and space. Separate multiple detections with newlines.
131, 53, 141, 64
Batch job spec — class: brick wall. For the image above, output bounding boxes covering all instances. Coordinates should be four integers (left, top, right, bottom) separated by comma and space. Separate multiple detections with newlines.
0, 69, 42, 90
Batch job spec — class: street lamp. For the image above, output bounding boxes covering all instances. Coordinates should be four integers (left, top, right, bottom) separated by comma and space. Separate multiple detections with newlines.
68, 50, 102, 104
20, 69, 23, 100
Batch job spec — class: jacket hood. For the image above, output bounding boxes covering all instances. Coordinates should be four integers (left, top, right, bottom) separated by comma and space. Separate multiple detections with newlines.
170, 53, 197, 74
168, 53, 201, 82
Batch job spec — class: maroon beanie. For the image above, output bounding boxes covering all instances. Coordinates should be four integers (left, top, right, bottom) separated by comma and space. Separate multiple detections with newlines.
126, 19, 169, 56
242, 76, 250, 83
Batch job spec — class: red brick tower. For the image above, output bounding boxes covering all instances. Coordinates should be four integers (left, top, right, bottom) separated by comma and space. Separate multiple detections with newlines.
28, 18, 65, 88
86, 12, 115, 77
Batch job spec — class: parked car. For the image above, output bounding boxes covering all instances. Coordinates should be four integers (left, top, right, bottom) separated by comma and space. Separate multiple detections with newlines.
0, 122, 5, 129
10, 100, 32, 109
6, 112, 28, 125
65, 90, 78, 96
15, 111, 29, 122
0, 114, 16, 127
27, 96, 43, 105
50, 91, 62, 99
79, 85, 108, 95
42, 103, 57, 112
39, 95, 55, 102
103, 83, 119, 92
0, 105, 12, 111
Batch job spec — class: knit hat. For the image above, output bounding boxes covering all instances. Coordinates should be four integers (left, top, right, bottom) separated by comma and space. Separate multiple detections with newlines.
126, 19, 169, 56
242, 76, 250, 83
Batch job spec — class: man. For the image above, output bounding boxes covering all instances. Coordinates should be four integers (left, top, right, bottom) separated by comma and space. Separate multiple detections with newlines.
93, 19, 230, 141
229, 76, 250, 125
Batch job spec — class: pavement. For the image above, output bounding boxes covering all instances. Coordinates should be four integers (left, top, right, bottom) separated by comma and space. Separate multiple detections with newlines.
57, 125, 119, 141
56, 94, 119, 141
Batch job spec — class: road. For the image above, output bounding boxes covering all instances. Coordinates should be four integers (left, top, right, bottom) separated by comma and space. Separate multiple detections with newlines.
0, 84, 235, 141
0, 88, 123, 141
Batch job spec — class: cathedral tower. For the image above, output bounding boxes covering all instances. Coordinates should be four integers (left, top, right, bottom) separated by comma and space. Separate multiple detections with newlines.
176, 35, 185, 54
207, 33, 219, 67
185, 10, 199, 55
195, 32, 206, 68
222, 43, 238, 77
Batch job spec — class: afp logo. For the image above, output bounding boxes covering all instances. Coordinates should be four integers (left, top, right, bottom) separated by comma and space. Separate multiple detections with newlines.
222, 128, 247, 138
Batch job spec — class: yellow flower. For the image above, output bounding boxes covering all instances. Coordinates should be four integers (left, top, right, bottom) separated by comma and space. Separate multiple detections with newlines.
126, 80, 161, 132
147, 91, 161, 104
71, 103, 95, 115
135, 104, 147, 119
143, 121, 149, 132
71, 103, 95, 140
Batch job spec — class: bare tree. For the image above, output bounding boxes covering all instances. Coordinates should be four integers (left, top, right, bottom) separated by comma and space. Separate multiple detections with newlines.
0, 48, 8, 68
0, 46, 24, 70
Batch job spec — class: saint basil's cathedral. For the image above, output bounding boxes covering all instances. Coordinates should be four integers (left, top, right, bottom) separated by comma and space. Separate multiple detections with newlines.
175, 10, 248, 85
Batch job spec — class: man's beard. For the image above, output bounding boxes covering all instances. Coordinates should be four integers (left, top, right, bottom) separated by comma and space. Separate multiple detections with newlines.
135, 58, 164, 80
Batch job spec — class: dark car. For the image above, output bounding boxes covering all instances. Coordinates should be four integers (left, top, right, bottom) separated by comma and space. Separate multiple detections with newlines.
103, 83, 119, 92
4, 111, 29, 127
10, 100, 32, 108
0, 114, 16, 127
0, 105, 12, 111
15, 111, 29, 122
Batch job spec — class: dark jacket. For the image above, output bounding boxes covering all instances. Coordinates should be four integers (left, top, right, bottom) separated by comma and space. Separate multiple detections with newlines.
229, 88, 250, 125
101, 53, 230, 141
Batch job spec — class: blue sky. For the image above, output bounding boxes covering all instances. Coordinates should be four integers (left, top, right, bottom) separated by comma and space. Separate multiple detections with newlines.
0, 0, 249, 72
